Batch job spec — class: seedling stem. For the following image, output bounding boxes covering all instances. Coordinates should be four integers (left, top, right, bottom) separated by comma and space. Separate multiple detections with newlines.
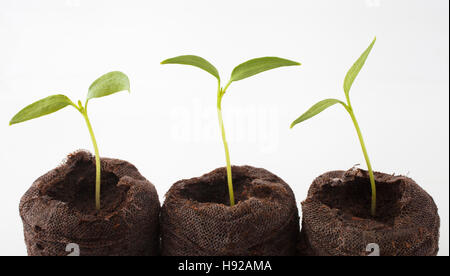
345, 97, 376, 216
79, 104, 102, 211
217, 82, 235, 206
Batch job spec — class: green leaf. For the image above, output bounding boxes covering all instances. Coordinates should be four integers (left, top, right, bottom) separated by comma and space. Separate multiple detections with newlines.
290, 99, 347, 129
230, 57, 300, 82
87, 71, 130, 101
161, 55, 220, 81
344, 37, 376, 96
9, 95, 75, 125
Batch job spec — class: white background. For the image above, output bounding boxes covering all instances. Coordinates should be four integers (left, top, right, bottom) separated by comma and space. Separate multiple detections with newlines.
0, 0, 448, 256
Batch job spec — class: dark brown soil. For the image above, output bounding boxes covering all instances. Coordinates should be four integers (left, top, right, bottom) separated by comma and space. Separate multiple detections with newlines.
299, 168, 440, 256
315, 175, 403, 226
179, 168, 281, 206
41, 157, 126, 216
20, 150, 161, 256
161, 166, 300, 256
179, 174, 247, 205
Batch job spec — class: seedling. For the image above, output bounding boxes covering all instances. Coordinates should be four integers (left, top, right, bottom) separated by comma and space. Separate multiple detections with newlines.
9, 71, 130, 210
162, 56, 301, 206
291, 38, 377, 216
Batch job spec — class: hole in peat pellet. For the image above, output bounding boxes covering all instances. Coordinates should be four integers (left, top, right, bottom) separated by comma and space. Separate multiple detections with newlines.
43, 158, 128, 215
36, 243, 44, 250
180, 173, 251, 205
317, 178, 404, 225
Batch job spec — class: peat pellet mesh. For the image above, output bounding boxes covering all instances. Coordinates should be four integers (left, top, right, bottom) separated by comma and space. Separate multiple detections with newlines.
19, 150, 160, 256
299, 168, 440, 256
161, 166, 300, 256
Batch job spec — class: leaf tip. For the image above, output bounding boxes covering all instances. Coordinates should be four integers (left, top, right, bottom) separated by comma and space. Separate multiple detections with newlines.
161, 58, 171, 65
370, 37, 377, 48
290, 121, 297, 129
9, 117, 19, 126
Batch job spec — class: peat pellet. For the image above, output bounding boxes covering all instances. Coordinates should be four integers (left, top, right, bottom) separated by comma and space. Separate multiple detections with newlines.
161, 166, 300, 256
299, 168, 440, 256
19, 151, 160, 256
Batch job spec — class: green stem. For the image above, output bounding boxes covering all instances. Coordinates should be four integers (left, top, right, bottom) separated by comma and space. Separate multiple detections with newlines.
81, 107, 101, 211
217, 87, 235, 207
345, 99, 376, 216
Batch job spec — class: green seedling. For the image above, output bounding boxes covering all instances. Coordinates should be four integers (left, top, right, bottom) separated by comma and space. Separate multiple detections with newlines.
162, 56, 301, 206
9, 71, 130, 210
291, 38, 378, 216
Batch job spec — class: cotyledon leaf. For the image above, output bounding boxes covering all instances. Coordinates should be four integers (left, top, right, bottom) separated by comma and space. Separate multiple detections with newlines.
343, 37, 376, 96
161, 55, 220, 81
230, 57, 300, 82
87, 71, 130, 101
9, 94, 75, 125
290, 99, 347, 129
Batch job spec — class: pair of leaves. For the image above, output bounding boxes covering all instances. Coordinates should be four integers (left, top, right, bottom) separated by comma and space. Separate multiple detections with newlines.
10, 71, 130, 125
291, 37, 376, 129
161, 55, 300, 86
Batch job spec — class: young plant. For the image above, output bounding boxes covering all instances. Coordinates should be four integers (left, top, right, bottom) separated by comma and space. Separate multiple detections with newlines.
290, 38, 378, 216
162, 56, 301, 206
9, 71, 130, 210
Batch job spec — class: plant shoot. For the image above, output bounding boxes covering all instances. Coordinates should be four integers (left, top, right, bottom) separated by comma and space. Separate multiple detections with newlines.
290, 38, 378, 216
162, 56, 301, 206
10, 71, 130, 210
